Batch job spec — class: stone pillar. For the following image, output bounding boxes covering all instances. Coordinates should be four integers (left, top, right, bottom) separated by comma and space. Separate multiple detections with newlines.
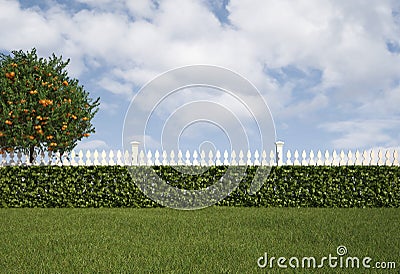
130, 141, 140, 165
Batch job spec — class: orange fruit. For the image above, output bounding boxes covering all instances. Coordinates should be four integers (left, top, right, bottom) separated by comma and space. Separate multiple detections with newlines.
83, 133, 90, 137
62, 80, 68, 86
28, 135, 35, 140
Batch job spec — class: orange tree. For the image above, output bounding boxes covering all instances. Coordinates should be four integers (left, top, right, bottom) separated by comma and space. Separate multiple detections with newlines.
0, 48, 100, 163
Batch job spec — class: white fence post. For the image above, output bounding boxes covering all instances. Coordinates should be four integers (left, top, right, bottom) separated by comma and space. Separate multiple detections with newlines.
275, 141, 284, 166
130, 141, 140, 166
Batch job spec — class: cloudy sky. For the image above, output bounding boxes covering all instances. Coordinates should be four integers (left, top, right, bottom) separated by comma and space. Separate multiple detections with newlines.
1, 0, 400, 155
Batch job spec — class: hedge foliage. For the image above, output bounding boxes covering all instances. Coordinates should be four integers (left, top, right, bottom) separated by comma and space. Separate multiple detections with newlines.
0, 166, 399, 208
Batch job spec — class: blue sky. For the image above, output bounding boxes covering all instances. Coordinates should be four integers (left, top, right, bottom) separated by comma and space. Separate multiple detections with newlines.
1, 0, 400, 154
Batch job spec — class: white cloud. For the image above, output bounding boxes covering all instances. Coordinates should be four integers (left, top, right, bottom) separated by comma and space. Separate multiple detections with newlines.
125, 0, 158, 19
98, 77, 134, 97
1, 0, 400, 151
227, 0, 400, 100
75, 139, 109, 150
320, 119, 400, 149
356, 86, 400, 117
279, 93, 329, 119
99, 101, 120, 115
0, 1, 61, 53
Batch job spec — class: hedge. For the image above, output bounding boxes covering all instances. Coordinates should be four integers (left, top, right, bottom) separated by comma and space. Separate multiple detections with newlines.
0, 166, 399, 208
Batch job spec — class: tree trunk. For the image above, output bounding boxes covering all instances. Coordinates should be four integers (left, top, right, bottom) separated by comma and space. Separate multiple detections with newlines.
29, 145, 35, 164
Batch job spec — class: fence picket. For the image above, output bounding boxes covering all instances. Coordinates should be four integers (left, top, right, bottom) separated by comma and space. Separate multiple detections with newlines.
261, 150, 267, 166
193, 150, 199, 165
301, 150, 307, 166
117, 150, 123, 165
393, 150, 399, 166
294, 150, 300, 165
286, 150, 292, 165
317, 150, 324, 166
239, 150, 245, 165
231, 150, 237, 165
378, 150, 384, 166
347, 150, 353, 165
324, 150, 330, 166
170, 151, 176, 165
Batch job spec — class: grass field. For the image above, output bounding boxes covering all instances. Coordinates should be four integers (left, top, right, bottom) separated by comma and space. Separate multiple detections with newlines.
0, 208, 399, 273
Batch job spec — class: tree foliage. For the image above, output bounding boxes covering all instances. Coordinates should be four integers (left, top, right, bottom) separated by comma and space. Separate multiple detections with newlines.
0, 48, 100, 161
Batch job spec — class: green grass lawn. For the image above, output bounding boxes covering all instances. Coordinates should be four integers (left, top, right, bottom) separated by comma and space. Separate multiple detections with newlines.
0, 208, 399, 273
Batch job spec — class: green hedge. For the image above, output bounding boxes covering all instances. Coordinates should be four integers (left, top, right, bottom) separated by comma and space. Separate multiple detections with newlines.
0, 166, 399, 208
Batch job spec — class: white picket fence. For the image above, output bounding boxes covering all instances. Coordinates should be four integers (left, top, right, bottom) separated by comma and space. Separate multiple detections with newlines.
1, 141, 399, 166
